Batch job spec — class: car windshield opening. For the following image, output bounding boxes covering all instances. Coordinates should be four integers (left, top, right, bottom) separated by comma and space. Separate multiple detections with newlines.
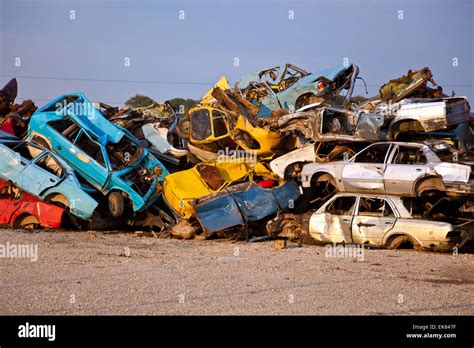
190, 109, 212, 141
107, 137, 143, 171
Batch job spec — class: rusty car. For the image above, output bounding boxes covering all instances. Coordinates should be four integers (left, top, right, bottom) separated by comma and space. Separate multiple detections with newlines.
238, 64, 359, 117
268, 193, 473, 251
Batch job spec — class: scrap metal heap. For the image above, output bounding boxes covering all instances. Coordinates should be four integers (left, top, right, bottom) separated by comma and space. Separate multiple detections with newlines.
0, 64, 473, 252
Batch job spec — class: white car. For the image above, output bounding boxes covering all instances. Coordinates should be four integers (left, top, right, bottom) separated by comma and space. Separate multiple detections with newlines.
301, 141, 474, 197
268, 193, 473, 251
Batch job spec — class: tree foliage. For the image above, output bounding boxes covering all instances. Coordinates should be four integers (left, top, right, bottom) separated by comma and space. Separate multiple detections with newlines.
125, 94, 156, 108
167, 98, 199, 117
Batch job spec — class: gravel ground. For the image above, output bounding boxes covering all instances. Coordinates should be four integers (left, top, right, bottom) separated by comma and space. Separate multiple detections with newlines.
0, 228, 473, 315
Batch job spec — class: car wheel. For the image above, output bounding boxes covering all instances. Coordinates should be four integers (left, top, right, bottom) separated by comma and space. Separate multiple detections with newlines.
14, 215, 40, 229
47, 194, 69, 208
387, 235, 422, 251
108, 192, 124, 217
316, 174, 338, 198
283, 163, 303, 181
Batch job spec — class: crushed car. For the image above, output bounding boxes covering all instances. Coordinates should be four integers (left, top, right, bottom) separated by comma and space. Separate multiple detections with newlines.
276, 96, 470, 143
186, 105, 282, 161
267, 193, 473, 251
0, 179, 66, 229
27, 93, 169, 217
191, 180, 301, 236
0, 132, 98, 220
237, 63, 359, 117
301, 141, 474, 199
162, 160, 278, 220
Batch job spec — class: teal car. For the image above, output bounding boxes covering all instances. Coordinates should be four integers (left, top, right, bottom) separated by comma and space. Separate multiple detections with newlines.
0, 132, 98, 220
237, 64, 359, 117
28, 93, 170, 217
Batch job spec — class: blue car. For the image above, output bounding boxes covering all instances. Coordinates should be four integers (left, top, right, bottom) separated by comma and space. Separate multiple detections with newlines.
192, 180, 302, 235
28, 93, 169, 217
0, 131, 98, 220
237, 64, 359, 117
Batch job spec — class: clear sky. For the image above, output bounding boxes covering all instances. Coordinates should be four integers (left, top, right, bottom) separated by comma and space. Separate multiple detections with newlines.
1, 0, 473, 107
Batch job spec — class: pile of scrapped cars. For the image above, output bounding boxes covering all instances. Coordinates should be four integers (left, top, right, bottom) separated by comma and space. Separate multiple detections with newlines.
1, 63, 473, 252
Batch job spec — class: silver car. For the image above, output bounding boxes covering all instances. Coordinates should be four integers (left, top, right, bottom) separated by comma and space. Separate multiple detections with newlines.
269, 193, 472, 251
301, 142, 474, 197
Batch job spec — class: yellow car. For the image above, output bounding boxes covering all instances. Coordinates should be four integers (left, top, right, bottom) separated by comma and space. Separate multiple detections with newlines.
163, 160, 277, 219
188, 105, 281, 156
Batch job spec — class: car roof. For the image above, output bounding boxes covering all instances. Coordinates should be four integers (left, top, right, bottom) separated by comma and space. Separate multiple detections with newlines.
36, 93, 125, 145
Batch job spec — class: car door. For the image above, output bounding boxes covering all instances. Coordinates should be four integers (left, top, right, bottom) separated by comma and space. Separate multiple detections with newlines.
351, 197, 397, 246
309, 195, 357, 243
19, 152, 64, 197
341, 143, 392, 193
0, 141, 33, 180
383, 145, 428, 195
72, 130, 108, 189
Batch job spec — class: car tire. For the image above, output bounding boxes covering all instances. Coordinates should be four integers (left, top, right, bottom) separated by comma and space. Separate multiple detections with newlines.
108, 192, 124, 217
386, 235, 422, 251
14, 214, 40, 229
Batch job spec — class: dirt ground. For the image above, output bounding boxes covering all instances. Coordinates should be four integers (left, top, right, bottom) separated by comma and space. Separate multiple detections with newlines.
0, 228, 473, 315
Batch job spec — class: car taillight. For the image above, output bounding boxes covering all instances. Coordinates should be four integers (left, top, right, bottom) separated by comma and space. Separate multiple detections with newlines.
317, 82, 325, 91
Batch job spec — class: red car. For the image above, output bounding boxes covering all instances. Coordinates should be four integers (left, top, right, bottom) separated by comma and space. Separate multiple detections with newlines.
0, 179, 65, 229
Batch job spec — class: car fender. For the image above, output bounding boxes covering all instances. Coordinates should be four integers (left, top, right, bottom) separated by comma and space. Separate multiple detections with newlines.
269, 144, 316, 178
301, 162, 342, 189
42, 180, 98, 220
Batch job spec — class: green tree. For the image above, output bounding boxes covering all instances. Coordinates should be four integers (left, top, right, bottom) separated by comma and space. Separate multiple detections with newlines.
351, 95, 369, 103
167, 98, 199, 117
125, 94, 156, 108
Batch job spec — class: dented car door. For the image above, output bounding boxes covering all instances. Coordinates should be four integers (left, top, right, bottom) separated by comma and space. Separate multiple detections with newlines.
19, 153, 63, 196
70, 130, 108, 188
309, 195, 356, 243
351, 197, 396, 245
341, 143, 392, 192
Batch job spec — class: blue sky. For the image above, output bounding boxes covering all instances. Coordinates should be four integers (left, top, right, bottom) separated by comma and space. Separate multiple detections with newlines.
1, 0, 473, 107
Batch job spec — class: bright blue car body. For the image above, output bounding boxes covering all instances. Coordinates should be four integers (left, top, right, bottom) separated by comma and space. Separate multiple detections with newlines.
0, 132, 98, 219
28, 93, 169, 213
